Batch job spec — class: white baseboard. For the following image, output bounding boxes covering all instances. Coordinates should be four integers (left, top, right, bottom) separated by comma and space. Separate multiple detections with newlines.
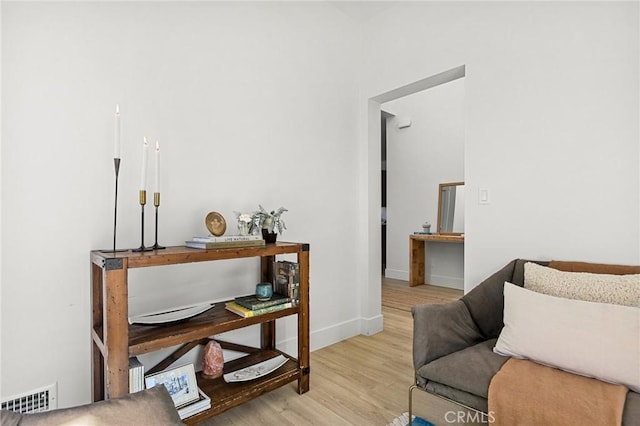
277, 314, 384, 355
386, 268, 463, 290
385, 268, 409, 281
429, 274, 464, 290
360, 313, 384, 336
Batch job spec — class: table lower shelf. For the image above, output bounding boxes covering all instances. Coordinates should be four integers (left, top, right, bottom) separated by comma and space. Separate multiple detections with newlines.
183, 349, 304, 424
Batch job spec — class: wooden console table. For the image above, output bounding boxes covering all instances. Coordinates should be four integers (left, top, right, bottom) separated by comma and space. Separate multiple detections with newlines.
90, 242, 310, 423
409, 234, 464, 286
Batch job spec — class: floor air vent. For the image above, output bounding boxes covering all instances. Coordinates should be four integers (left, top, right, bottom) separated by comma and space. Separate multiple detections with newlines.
1, 383, 57, 414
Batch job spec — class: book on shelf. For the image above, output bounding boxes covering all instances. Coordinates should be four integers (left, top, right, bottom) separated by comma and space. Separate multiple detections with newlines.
129, 357, 144, 393
234, 294, 290, 311
273, 260, 300, 304
185, 239, 266, 249
191, 234, 262, 243
225, 301, 293, 318
177, 388, 211, 420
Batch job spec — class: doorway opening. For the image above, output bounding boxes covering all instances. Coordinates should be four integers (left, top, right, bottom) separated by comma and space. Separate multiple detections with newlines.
366, 65, 466, 319
380, 110, 394, 274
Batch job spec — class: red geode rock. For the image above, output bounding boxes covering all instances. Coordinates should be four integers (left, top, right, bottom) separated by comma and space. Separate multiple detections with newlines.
202, 340, 224, 379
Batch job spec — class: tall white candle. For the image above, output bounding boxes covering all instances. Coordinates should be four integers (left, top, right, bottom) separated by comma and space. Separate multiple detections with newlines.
114, 104, 121, 158
154, 140, 160, 193
140, 137, 149, 190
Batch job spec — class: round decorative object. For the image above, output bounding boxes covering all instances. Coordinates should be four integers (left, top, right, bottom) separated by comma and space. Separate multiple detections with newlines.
255, 282, 273, 301
205, 211, 226, 236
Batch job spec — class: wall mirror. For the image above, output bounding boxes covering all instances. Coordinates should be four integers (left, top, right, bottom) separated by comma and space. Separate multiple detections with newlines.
437, 181, 465, 235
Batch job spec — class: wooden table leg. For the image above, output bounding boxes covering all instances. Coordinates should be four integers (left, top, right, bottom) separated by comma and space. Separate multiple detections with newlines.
260, 256, 276, 350
91, 262, 105, 401
104, 258, 129, 399
409, 238, 425, 287
297, 247, 310, 394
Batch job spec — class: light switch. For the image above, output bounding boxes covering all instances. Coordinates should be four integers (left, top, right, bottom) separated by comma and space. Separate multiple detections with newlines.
479, 188, 490, 204
397, 117, 412, 129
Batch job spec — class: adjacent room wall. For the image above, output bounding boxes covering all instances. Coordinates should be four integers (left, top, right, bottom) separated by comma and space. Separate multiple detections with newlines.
1, 2, 362, 407
383, 79, 465, 288
359, 1, 639, 297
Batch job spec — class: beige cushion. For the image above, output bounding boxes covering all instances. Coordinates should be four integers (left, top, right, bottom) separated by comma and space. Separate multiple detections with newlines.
494, 283, 640, 392
0, 410, 21, 426
524, 262, 640, 307
15, 386, 183, 426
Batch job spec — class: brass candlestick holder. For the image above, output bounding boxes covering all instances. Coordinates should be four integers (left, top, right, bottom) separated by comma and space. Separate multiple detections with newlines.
133, 190, 153, 252
152, 192, 165, 250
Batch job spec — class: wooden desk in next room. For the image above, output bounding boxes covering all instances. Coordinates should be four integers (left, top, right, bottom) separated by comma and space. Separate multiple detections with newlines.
409, 234, 464, 287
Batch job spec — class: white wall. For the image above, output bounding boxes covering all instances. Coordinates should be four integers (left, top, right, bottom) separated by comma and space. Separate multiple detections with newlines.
1, 2, 365, 407
0, 2, 3, 398
2, 0, 639, 409
360, 1, 639, 300
383, 79, 465, 288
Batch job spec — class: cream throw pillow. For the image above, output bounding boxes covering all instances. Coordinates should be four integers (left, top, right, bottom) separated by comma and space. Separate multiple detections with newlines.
524, 262, 640, 307
494, 283, 640, 392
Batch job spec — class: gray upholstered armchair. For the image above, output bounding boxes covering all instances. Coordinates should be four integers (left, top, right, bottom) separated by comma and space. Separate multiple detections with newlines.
409, 259, 640, 425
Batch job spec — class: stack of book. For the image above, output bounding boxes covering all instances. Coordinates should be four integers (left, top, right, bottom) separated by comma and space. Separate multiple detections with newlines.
128, 357, 144, 393
225, 294, 292, 318
185, 235, 265, 249
273, 260, 300, 304
177, 388, 211, 420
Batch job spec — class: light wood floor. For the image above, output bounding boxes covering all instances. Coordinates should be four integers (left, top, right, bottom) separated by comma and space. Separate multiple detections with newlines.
200, 279, 462, 425
382, 278, 463, 311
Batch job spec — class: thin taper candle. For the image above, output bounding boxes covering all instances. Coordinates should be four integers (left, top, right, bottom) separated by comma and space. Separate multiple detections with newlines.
114, 104, 121, 159
140, 137, 149, 190
154, 140, 160, 194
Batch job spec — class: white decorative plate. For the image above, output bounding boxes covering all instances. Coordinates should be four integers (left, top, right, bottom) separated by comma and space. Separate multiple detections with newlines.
223, 355, 289, 383
129, 303, 215, 325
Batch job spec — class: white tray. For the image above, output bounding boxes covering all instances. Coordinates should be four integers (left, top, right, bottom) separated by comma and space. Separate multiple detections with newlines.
129, 302, 215, 325
223, 354, 289, 383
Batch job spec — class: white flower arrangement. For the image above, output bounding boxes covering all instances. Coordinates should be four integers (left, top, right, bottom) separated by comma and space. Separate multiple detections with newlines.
238, 213, 252, 223
234, 212, 253, 236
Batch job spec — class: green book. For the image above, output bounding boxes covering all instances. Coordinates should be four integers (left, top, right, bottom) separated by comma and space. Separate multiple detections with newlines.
234, 294, 290, 311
